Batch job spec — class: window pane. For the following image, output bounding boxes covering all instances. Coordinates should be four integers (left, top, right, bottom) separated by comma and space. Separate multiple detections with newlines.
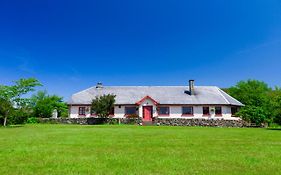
215, 107, 222, 115
182, 107, 193, 115
79, 107, 86, 115
125, 107, 136, 115
159, 107, 169, 115
203, 107, 209, 115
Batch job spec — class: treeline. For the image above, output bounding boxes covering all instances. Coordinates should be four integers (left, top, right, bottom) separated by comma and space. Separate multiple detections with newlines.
224, 80, 281, 125
0, 78, 68, 126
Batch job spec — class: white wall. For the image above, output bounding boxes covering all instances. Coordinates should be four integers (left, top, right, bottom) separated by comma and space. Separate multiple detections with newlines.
138, 98, 158, 118
69, 106, 92, 118
114, 105, 125, 118
156, 105, 235, 119
69, 105, 238, 120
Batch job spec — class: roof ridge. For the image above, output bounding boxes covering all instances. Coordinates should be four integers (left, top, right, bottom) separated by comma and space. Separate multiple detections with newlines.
72, 85, 219, 95
72, 86, 96, 96
216, 87, 231, 104
217, 88, 244, 106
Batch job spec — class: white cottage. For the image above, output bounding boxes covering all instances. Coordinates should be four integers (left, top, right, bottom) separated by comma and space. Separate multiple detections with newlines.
68, 80, 243, 121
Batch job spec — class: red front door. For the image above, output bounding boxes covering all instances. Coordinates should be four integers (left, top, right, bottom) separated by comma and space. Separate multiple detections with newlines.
143, 106, 153, 121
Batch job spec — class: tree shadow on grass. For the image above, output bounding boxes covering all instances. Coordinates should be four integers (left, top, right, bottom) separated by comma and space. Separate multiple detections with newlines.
267, 128, 281, 131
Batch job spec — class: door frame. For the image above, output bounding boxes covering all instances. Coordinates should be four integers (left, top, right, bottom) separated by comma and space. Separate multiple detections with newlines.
142, 106, 153, 121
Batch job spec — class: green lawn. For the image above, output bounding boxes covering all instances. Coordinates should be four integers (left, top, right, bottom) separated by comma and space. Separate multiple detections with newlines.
0, 125, 281, 175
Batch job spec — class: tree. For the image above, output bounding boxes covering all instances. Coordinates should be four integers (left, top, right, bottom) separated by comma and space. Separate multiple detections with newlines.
268, 87, 281, 124
236, 106, 268, 125
0, 78, 42, 107
0, 78, 42, 125
227, 80, 272, 125
91, 94, 116, 118
0, 98, 14, 126
227, 80, 271, 107
30, 91, 68, 118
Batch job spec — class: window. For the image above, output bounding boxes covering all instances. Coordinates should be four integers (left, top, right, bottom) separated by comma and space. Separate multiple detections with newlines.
158, 107, 169, 115
78, 107, 86, 115
182, 107, 193, 115
125, 107, 136, 115
215, 107, 222, 115
231, 107, 238, 116
203, 107, 210, 115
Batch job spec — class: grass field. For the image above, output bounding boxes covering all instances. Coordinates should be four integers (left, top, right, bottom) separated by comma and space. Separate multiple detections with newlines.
0, 124, 281, 175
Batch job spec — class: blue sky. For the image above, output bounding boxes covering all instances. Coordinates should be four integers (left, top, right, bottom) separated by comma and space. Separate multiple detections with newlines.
0, 0, 281, 100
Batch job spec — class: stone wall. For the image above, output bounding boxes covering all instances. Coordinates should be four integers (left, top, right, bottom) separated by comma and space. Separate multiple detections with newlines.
38, 118, 141, 125
38, 118, 253, 127
155, 118, 250, 127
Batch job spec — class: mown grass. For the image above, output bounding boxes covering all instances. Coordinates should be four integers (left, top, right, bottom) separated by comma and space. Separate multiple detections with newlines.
0, 124, 281, 175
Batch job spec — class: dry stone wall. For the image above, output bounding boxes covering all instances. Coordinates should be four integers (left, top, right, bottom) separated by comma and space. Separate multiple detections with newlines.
155, 118, 249, 127
39, 117, 253, 127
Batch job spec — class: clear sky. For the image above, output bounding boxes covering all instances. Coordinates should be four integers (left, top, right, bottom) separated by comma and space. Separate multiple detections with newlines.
0, 0, 281, 100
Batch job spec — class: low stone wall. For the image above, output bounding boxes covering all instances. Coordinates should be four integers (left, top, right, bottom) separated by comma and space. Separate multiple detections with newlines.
38, 118, 141, 125
155, 118, 249, 127
39, 118, 252, 127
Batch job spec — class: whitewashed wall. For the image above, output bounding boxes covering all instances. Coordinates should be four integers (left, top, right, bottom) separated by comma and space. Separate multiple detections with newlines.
161, 106, 203, 118
114, 105, 125, 118
138, 98, 158, 118
69, 105, 236, 119
69, 106, 91, 118
158, 105, 233, 119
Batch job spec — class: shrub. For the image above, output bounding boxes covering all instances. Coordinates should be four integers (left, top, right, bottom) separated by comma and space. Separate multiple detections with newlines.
26, 117, 39, 124
8, 109, 31, 125
237, 106, 268, 125
108, 119, 119, 125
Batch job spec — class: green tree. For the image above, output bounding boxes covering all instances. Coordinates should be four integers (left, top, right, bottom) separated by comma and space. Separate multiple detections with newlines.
0, 78, 42, 125
30, 91, 68, 118
227, 80, 272, 125
268, 87, 281, 125
0, 78, 42, 107
91, 94, 116, 118
0, 98, 14, 126
228, 80, 271, 107
236, 106, 268, 125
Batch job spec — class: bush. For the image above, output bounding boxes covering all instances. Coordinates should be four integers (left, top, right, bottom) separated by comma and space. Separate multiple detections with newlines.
8, 110, 30, 125
237, 106, 268, 125
26, 117, 39, 124
269, 123, 281, 128
108, 119, 119, 125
